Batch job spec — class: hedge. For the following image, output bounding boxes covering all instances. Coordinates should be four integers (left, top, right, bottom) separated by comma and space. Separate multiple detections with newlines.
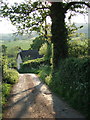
2, 83, 11, 105
51, 57, 90, 117
19, 57, 50, 73
3, 69, 19, 84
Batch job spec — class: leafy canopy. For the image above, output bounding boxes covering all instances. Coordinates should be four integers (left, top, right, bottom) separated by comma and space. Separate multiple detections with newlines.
0, 0, 90, 34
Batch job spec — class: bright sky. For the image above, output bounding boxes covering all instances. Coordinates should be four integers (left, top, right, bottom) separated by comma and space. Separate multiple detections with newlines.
0, 18, 17, 34
0, 0, 88, 34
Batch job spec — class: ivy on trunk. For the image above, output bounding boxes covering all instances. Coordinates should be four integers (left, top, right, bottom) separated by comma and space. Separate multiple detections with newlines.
50, 3, 68, 70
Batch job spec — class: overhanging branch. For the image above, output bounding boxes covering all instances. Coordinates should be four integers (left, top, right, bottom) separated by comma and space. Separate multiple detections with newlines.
64, 2, 90, 13
9, 7, 49, 15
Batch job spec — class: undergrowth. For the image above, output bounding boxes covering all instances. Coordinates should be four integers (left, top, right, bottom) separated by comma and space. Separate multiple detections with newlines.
2, 56, 19, 106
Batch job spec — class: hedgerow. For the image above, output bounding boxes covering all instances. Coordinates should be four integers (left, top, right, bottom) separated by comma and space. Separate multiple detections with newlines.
49, 57, 90, 117
19, 57, 50, 73
2, 83, 11, 105
2, 56, 19, 107
3, 69, 19, 84
35, 56, 89, 118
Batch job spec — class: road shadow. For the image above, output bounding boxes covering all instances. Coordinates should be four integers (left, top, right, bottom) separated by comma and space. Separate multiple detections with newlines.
3, 81, 45, 118
51, 90, 86, 119
3, 74, 86, 119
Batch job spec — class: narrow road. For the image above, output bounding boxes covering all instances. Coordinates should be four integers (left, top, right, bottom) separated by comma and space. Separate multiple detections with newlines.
3, 74, 86, 119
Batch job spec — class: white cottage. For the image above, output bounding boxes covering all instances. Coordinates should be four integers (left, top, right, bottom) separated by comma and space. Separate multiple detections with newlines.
17, 49, 43, 70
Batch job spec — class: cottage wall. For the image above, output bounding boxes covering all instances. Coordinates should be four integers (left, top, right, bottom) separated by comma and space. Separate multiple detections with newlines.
17, 54, 22, 70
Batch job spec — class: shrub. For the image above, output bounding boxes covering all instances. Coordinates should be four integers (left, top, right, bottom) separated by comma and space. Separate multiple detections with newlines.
2, 83, 11, 105
1, 56, 19, 109
51, 57, 90, 117
2, 56, 8, 73
39, 43, 48, 56
45, 74, 52, 85
38, 65, 51, 81
19, 57, 50, 73
30, 35, 46, 50
39, 43, 52, 61
68, 39, 88, 57
4, 69, 19, 84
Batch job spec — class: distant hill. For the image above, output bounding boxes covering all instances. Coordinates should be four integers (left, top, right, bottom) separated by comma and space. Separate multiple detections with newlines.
0, 23, 89, 41
0, 31, 39, 41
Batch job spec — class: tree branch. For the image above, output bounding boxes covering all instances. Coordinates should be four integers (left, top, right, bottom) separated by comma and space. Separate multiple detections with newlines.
64, 2, 90, 13
7, 6, 49, 15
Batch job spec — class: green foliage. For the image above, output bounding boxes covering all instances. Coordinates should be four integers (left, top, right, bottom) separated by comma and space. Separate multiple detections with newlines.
23, 57, 45, 65
1, 45, 7, 56
39, 42, 52, 61
3, 39, 33, 52
19, 57, 49, 73
35, 56, 89, 118
38, 65, 51, 82
2, 83, 11, 105
68, 27, 88, 57
30, 36, 46, 50
2, 56, 19, 108
2, 83, 11, 98
8, 57, 17, 68
2, 57, 19, 84
2, 56, 8, 73
0, 1, 50, 34
19, 48, 89, 118
39, 43, 47, 56
45, 74, 52, 85
51, 57, 90, 117
1, 0, 89, 71
1, 1, 89, 118
2, 39, 33, 68
3, 69, 19, 84
7, 46, 20, 58
68, 39, 88, 57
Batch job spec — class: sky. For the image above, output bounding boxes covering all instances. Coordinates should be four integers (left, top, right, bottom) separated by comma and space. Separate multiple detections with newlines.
0, 0, 89, 34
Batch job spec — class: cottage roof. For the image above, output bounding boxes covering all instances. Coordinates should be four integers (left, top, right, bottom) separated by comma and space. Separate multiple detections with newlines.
19, 49, 43, 60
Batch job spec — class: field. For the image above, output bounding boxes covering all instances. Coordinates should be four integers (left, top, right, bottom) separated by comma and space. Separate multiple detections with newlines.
2, 39, 33, 51
0, 38, 34, 68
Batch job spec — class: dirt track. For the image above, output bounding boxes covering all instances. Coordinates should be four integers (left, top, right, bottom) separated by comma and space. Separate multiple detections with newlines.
3, 74, 86, 119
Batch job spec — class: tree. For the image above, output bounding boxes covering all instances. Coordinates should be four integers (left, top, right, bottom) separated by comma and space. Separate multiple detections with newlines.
50, 2, 90, 70
2, 45, 7, 56
0, 0, 90, 70
30, 35, 46, 50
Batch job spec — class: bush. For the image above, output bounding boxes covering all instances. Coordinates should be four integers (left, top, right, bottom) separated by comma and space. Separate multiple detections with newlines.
38, 65, 51, 81
30, 35, 46, 50
39, 43, 52, 61
2, 56, 19, 110
4, 69, 19, 84
2, 83, 11, 105
19, 57, 50, 73
51, 57, 90, 117
68, 39, 88, 57
2, 56, 8, 73
39, 43, 48, 56
45, 74, 52, 85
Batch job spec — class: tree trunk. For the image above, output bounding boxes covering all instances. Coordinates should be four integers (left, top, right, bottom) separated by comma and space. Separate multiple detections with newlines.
50, 2, 68, 70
